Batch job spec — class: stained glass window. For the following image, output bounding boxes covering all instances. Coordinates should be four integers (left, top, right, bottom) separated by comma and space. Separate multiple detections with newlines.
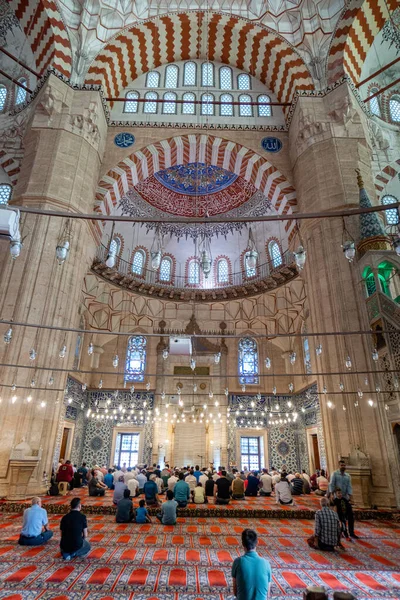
0, 85, 8, 111
0, 184, 12, 205
238, 73, 250, 90
124, 91, 139, 113
144, 91, 158, 113
364, 268, 376, 297
183, 61, 197, 86
201, 93, 214, 115
132, 250, 145, 275
382, 195, 399, 225
220, 93, 233, 116
258, 94, 271, 117
163, 92, 177, 114
219, 66, 232, 90
125, 335, 147, 382
217, 258, 229, 283
244, 251, 256, 278
110, 236, 121, 256
389, 96, 400, 122
369, 88, 380, 117
182, 92, 196, 114
16, 79, 27, 105
268, 240, 282, 268
165, 65, 179, 88
114, 433, 140, 468
238, 337, 259, 384
188, 259, 200, 285
202, 62, 214, 87
159, 256, 172, 282
146, 71, 160, 88
239, 94, 252, 117
240, 437, 260, 471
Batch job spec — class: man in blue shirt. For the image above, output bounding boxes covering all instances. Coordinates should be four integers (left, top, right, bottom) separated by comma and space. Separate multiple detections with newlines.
137, 470, 147, 493
193, 465, 202, 482
328, 460, 358, 538
173, 472, 190, 507
143, 474, 160, 506
104, 468, 114, 489
232, 529, 271, 599
19, 497, 53, 546
156, 489, 178, 524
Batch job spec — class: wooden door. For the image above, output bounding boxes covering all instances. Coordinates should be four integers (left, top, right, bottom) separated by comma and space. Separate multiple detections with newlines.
60, 428, 69, 461
311, 434, 321, 470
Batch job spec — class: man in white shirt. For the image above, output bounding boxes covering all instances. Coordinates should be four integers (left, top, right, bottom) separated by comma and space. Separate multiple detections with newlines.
124, 468, 135, 484
127, 477, 139, 497
275, 475, 294, 505
168, 472, 178, 492
185, 470, 197, 491
287, 472, 295, 483
272, 471, 281, 486
259, 469, 273, 496
199, 469, 208, 488
113, 467, 124, 485
212, 471, 220, 481
302, 470, 310, 484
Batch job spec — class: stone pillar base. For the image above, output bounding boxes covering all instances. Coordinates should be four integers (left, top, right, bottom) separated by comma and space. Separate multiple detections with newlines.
346, 466, 372, 508
6, 460, 40, 500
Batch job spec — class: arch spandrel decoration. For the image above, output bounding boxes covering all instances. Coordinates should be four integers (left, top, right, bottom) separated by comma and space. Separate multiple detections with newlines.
85, 12, 314, 109
95, 134, 297, 237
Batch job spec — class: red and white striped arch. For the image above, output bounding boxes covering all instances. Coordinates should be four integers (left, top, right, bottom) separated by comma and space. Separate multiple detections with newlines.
0, 150, 21, 186
96, 134, 297, 236
85, 12, 314, 108
10, 0, 72, 78
374, 159, 400, 197
327, 0, 398, 85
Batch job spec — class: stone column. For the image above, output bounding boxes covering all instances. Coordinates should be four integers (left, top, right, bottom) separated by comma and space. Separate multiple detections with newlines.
0, 75, 107, 497
290, 82, 399, 507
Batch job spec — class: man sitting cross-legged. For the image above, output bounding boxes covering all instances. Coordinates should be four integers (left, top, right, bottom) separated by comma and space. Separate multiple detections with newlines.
18, 497, 53, 546
156, 489, 178, 524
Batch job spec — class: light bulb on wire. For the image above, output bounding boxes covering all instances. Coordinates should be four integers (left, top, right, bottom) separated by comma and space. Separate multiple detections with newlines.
372, 348, 379, 362
4, 327, 12, 344
315, 344, 322, 356
190, 358, 196, 371
339, 382, 344, 391
345, 356, 352, 370
289, 352, 296, 365
48, 375, 54, 386
59, 344, 67, 359
112, 354, 119, 368
163, 349, 169, 360
214, 352, 221, 364
98, 379, 103, 389
265, 357, 271, 369
88, 342, 94, 356
29, 348, 36, 361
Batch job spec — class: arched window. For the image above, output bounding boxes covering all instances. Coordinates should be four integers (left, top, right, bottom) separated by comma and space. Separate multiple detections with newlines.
0, 184, 12, 205
0, 85, 7, 112
238, 337, 259, 384
219, 66, 232, 90
109, 236, 122, 256
243, 251, 257, 278
132, 249, 145, 275
363, 267, 376, 297
124, 91, 139, 113
159, 256, 172, 282
15, 78, 27, 105
217, 258, 229, 283
146, 71, 160, 88
257, 94, 272, 117
182, 92, 196, 115
303, 336, 311, 374
268, 240, 282, 268
202, 62, 214, 87
144, 91, 158, 113
125, 335, 147, 382
381, 195, 399, 225
238, 73, 250, 90
163, 92, 177, 114
165, 65, 179, 88
369, 88, 380, 117
201, 93, 214, 115
389, 95, 400, 122
220, 93, 233, 116
183, 61, 197, 86
188, 259, 200, 285
239, 94, 252, 117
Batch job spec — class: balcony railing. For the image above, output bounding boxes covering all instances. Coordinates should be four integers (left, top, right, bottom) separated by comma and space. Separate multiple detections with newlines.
92, 245, 298, 301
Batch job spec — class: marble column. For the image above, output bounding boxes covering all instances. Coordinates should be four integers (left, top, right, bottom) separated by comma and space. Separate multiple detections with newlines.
0, 75, 107, 497
289, 82, 400, 507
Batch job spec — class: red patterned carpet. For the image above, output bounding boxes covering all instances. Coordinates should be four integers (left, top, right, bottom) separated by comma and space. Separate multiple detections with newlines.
0, 511, 400, 600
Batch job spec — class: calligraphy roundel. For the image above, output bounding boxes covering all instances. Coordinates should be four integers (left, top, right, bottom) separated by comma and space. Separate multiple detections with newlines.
114, 132, 135, 148
261, 137, 282, 153
277, 441, 290, 456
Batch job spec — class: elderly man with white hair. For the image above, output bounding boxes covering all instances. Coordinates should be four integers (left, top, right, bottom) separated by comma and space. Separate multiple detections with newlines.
309, 497, 341, 551
144, 473, 160, 506
18, 497, 53, 546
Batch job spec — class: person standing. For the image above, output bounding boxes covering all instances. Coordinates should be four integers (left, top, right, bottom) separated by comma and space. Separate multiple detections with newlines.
60, 497, 90, 560
193, 465, 202, 482
185, 469, 197, 492
328, 460, 358, 538
18, 497, 53, 546
136, 470, 147, 493
167, 471, 179, 492
232, 529, 272, 599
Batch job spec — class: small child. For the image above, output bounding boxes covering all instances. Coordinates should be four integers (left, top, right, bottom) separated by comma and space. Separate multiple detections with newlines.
333, 487, 349, 542
136, 499, 151, 523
